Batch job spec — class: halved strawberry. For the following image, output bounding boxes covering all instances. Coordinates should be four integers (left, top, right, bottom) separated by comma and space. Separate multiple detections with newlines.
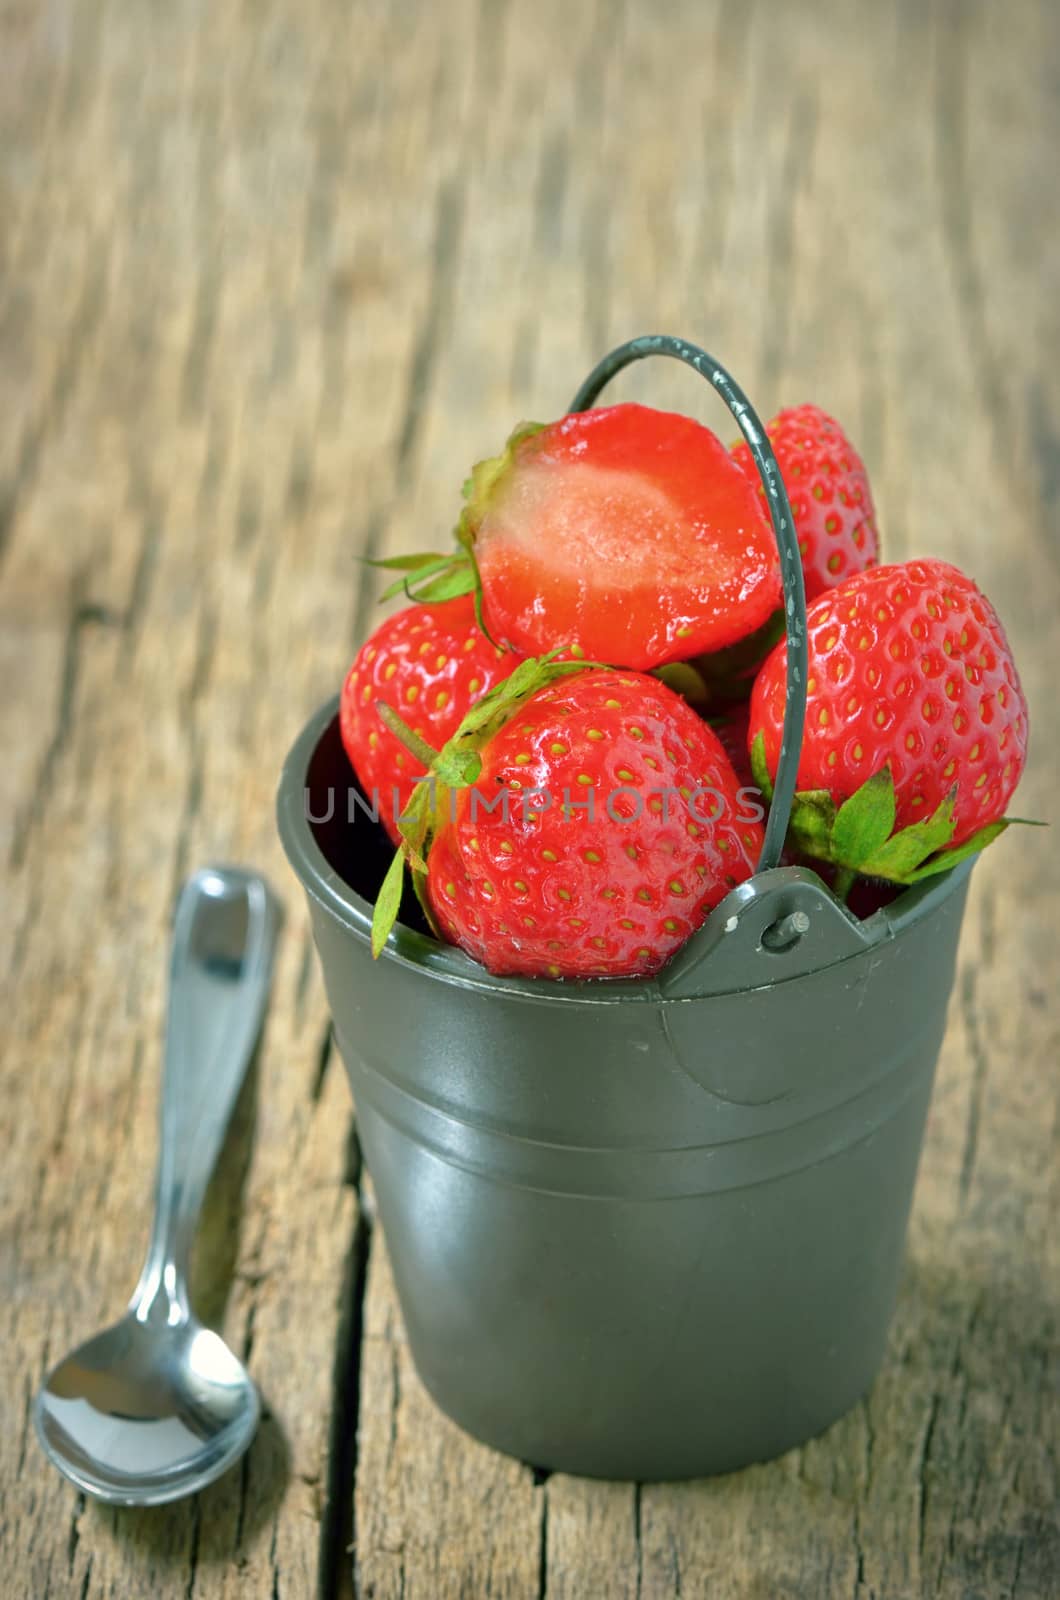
392, 404, 782, 672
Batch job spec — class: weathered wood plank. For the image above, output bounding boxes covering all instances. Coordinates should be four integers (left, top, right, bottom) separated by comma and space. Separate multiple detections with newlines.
2, 0, 1057, 1597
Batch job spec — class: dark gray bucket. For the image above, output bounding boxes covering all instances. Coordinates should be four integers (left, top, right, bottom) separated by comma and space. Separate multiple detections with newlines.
277, 339, 973, 1480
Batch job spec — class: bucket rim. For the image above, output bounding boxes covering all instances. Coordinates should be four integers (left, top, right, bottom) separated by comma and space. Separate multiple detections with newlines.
277, 696, 973, 1006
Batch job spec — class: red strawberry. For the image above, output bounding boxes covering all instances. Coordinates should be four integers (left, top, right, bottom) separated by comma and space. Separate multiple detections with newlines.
447, 404, 781, 671
749, 559, 1029, 889
340, 596, 521, 843
373, 661, 764, 979
732, 404, 879, 602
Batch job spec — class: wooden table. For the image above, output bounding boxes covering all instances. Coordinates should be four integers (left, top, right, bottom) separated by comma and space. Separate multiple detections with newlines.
2, 1, 1058, 1594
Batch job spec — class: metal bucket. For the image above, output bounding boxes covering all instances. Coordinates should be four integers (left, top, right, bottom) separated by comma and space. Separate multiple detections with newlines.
277, 338, 973, 1480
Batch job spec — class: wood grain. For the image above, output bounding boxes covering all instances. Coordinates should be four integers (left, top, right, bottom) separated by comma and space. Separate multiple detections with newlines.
1, 0, 1057, 1596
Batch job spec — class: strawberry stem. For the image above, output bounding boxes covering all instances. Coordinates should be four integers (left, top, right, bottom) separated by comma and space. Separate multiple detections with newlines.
832, 865, 856, 904
375, 701, 439, 771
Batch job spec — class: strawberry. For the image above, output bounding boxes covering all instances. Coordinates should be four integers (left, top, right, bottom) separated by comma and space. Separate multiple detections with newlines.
390, 403, 781, 672
749, 559, 1030, 892
340, 596, 521, 843
371, 659, 764, 979
731, 403, 879, 602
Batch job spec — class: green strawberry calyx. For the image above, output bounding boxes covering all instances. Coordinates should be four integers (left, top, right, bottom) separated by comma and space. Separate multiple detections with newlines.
365, 421, 546, 637
652, 661, 711, 707
652, 612, 787, 712
371, 648, 597, 957
750, 731, 1038, 899
690, 609, 788, 700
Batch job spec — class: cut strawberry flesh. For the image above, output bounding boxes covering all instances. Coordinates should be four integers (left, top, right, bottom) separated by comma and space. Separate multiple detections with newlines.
472, 404, 781, 671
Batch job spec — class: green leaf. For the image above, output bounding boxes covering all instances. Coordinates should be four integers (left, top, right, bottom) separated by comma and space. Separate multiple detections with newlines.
451, 421, 548, 647
858, 789, 957, 881
750, 731, 774, 803
787, 789, 838, 858
371, 848, 407, 958
408, 564, 476, 603
906, 818, 1010, 880
453, 506, 495, 643
448, 650, 593, 747
434, 747, 482, 788
902, 808, 1050, 884
693, 608, 787, 695
654, 662, 710, 707
831, 765, 897, 869
368, 549, 483, 612
370, 651, 602, 952
367, 551, 454, 573
458, 419, 546, 510
396, 780, 435, 874
378, 559, 455, 602
410, 861, 443, 937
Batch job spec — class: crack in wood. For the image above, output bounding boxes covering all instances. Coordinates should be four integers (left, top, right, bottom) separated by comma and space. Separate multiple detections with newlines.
294, 930, 317, 1026
323, 1205, 372, 1600
343, 1121, 363, 1191
10, 569, 90, 871
168, 599, 217, 901
236, 478, 263, 554
15, 1371, 35, 1482
185, 1497, 202, 1600
268, 1516, 281, 1600
669, 1528, 683, 1599
853, 1543, 865, 1599
120, 468, 163, 663
66, 1493, 85, 1575
197, 410, 230, 515
169, 727, 206, 912
311, 1023, 335, 1104
916, 1390, 942, 1566
286, 436, 315, 524
386, 1340, 401, 1470
181, 266, 220, 423
535, 1481, 548, 1600
633, 1481, 643, 1600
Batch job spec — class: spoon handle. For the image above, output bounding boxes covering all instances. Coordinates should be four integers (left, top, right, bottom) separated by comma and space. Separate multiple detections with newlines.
132, 866, 280, 1321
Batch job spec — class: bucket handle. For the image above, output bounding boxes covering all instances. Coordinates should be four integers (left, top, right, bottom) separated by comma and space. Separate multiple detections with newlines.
569, 334, 807, 874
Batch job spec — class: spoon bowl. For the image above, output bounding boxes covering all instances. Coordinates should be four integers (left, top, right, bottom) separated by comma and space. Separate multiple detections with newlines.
36, 1312, 259, 1505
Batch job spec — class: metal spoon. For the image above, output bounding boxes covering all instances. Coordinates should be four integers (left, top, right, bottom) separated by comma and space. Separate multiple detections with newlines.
35, 866, 280, 1506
